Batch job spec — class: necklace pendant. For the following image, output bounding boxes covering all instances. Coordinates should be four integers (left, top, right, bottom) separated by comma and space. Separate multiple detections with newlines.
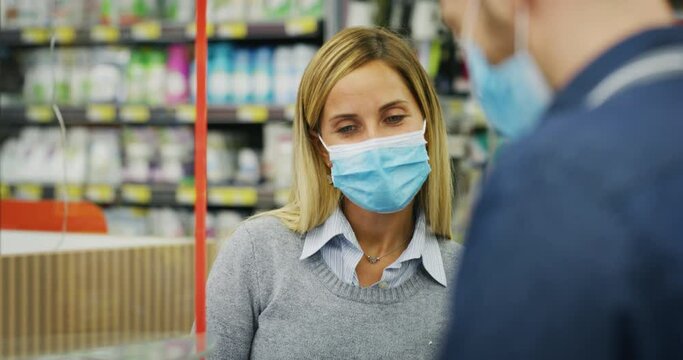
366, 256, 380, 264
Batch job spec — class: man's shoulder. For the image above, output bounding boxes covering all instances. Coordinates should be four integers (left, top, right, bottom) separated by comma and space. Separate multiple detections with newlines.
505, 79, 683, 197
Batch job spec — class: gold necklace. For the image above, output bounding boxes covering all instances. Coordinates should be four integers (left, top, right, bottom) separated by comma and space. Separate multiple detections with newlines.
364, 239, 409, 264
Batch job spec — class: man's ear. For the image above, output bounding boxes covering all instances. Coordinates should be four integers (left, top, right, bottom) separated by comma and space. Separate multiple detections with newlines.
309, 129, 332, 168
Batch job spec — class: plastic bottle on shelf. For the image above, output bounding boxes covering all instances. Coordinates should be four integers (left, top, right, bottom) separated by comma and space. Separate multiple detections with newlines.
158, 128, 192, 183
52, 0, 85, 27
296, 0, 323, 18
264, 0, 294, 20
123, 128, 155, 183
252, 47, 274, 104
90, 47, 130, 104
54, 50, 73, 105
88, 130, 123, 185
208, 44, 234, 104
70, 50, 92, 106
66, 128, 89, 184
99, 0, 117, 25
209, 0, 247, 22
0, 0, 21, 29
190, 60, 197, 102
247, 0, 266, 21
146, 49, 168, 106
165, 44, 191, 105
23, 50, 53, 104
233, 48, 252, 104
118, 0, 157, 26
206, 132, 232, 184
18, 0, 50, 27
236, 148, 260, 185
164, 0, 195, 23
292, 44, 316, 101
126, 49, 148, 104
272, 46, 292, 105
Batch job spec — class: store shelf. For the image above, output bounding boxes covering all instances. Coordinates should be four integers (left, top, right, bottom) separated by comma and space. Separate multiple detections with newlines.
0, 104, 295, 126
0, 19, 323, 47
1, 183, 277, 208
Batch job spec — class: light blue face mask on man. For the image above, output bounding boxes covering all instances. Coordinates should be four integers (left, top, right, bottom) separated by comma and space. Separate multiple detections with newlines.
461, 0, 552, 139
319, 121, 431, 213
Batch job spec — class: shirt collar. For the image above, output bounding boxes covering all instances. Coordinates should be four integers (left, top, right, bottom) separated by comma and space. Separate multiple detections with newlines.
301, 206, 448, 287
545, 26, 683, 119
300, 207, 356, 260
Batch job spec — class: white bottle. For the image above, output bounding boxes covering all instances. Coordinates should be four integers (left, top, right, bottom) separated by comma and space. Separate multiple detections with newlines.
236, 148, 260, 185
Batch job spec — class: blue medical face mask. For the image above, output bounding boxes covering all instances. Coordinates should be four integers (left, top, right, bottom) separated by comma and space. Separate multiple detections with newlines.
461, 0, 552, 139
319, 121, 431, 214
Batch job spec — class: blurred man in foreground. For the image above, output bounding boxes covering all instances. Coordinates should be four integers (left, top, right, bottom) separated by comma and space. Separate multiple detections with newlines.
440, 0, 683, 358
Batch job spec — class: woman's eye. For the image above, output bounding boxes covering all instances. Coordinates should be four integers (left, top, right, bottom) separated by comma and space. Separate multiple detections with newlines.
337, 125, 356, 134
385, 115, 406, 124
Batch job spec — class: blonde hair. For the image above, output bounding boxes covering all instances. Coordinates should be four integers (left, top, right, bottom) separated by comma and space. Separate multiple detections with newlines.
261, 27, 453, 239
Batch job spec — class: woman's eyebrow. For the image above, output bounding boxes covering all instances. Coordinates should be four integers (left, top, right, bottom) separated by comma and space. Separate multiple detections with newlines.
329, 113, 358, 123
328, 100, 408, 123
379, 100, 409, 112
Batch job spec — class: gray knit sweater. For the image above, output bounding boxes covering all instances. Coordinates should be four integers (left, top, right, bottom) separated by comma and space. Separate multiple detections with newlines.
206, 215, 462, 360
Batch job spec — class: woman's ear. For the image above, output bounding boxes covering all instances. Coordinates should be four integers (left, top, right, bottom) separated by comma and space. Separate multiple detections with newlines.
309, 129, 332, 168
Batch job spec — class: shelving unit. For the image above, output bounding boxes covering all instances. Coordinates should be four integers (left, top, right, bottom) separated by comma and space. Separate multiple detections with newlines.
0, 2, 330, 242
0, 104, 295, 125
0, 19, 323, 46
0, 182, 286, 209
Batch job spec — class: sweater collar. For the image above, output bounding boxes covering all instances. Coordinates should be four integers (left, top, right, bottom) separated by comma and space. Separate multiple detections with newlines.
300, 206, 447, 287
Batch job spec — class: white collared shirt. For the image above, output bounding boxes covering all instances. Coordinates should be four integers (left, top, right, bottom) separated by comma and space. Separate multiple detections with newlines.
300, 207, 447, 288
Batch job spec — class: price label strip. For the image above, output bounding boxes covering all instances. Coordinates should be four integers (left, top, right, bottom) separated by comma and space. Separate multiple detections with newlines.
176, 185, 196, 204
86, 184, 116, 203
237, 106, 268, 123
208, 187, 258, 206
90, 25, 120, 43
120, 105, 151, 123
217, 22, 248, 39
0, 183, 10, 199
86, 104, 117, 123
21, 28, 49, 44
285, 18, 318, 36
121, 184, 152, 204
26, 106, 54, 123
54, 26, 77, 44
175, 104, 196, 123
131, 21, 162, 40
56, 184, 84, 201
16, 184, 43, 200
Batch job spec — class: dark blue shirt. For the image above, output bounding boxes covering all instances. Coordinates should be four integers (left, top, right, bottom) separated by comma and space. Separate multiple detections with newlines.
441, 26, 683, 359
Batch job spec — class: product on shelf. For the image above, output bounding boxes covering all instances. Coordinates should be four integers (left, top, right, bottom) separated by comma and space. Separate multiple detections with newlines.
235, 148, 261, 185
100, 0, 160, 26
232, 48, 253, 104
89, 47, 130, 104
206, 132, 236, 185
208, 44, 235, 104
18, 43, 316, 107
210, 0, 248, 23
104, 206, 245, 239
158, 128, 194, 183
262, 122, 293, 188
164, 0, 195, 23
1, 0, 323, 29
0, 127, 90, 185
166, 44, 191, 104
88, 129, 123, 185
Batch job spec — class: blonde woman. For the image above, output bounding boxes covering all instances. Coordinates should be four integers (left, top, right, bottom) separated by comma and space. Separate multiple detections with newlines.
206, 27, 462, 359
